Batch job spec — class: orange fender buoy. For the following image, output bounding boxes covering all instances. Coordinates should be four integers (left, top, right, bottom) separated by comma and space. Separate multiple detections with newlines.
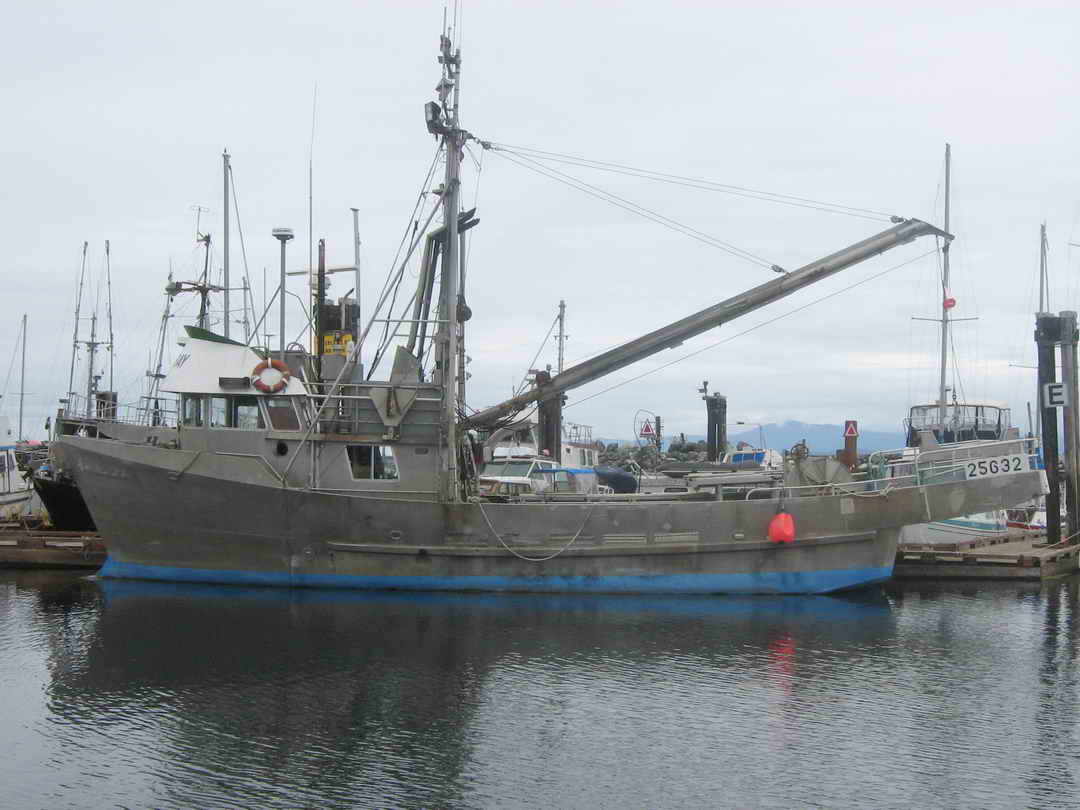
768, 512, 795, 544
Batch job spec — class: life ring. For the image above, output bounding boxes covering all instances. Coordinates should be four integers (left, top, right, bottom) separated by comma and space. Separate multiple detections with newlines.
251, 358, 291, 394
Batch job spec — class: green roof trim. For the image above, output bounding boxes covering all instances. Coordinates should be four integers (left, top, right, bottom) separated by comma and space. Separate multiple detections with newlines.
183, 325, 247, 346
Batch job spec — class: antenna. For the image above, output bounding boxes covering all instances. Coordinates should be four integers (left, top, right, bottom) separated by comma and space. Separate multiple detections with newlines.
189, 204, 210, 241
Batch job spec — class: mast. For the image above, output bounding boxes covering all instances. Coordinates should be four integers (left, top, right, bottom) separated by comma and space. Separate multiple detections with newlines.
85, 311, 97, 420
105, 239, 115, 395
557, 299, 566, 374
430, 31, 464, 500
241, 275, 251, 343
937, 143, 951, 431
351, 207, 362, 361
18, 314, 26, 441
67, 241, 88, 406
223, 150, 231, 339
197, 233, 212, 328
1039, 222, 1048, 312
1036, 223, 1050, 440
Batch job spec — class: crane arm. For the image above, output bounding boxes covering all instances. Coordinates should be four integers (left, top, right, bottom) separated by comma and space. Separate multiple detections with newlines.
467, 217, 949, 428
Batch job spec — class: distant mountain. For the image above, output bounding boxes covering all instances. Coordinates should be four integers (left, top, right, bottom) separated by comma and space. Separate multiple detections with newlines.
600, 421, 904, 454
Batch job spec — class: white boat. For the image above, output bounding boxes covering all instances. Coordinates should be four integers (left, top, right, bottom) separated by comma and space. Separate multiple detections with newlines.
0, 417, 32, 520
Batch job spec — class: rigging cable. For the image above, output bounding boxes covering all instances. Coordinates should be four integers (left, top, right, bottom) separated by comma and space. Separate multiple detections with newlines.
228, 163, 258, 343
488, 142, 897, 222
564, 249, 938, 410
513, 312, 561, 396
487, 148, 778, 271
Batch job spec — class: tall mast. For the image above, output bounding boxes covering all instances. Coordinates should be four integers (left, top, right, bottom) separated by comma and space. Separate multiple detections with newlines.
223, 150, 231, 339
557, 299, 567, 374
937, 143, 952, 430
1036, 223, 1049, 441
67, 241, 88, 406
351, 207, 362, 361
432, 31, 464, 500
105, 239, 115, 394
18, 314, 26, 441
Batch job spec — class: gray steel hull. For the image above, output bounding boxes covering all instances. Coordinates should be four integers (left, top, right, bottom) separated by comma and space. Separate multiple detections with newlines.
55, 437, 1048, 595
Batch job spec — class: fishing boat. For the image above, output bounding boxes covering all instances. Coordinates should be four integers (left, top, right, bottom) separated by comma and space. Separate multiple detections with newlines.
54, 32, 1047, 594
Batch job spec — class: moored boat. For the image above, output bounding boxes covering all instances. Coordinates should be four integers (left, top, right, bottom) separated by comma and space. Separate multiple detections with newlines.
54, 32, 1047, 594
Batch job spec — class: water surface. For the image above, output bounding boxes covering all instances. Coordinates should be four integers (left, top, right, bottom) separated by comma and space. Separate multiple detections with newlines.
2, 571, 1079, 808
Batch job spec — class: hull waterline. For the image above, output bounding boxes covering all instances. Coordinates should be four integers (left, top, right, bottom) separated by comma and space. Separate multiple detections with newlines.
56, 436, 1046, 596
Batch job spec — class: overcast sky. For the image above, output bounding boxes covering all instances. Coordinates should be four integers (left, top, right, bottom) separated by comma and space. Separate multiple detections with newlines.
2, 0, 1079, 444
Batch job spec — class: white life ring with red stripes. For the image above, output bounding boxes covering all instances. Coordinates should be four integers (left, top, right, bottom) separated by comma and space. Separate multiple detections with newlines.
251, 358, 291, 394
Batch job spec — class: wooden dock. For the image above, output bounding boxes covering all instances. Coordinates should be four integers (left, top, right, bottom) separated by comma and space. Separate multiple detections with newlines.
894, 530, 1080, 581
0, 520, 105, 570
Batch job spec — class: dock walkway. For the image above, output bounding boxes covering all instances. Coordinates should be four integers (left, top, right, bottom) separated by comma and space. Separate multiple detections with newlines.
0, 520, 105, 569
895, 530, 1079, 581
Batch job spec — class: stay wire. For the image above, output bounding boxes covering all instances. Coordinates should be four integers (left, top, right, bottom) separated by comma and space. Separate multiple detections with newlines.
488, 149, 777, 271
565, 248, 938, 410
490, 142, 897, 221
514, 313, 560, 396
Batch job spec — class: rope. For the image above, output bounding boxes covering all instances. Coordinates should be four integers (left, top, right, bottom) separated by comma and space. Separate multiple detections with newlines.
476, 498, 598, 562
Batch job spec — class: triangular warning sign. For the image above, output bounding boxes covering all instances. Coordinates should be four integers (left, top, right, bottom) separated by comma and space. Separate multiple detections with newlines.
843, 421, 859, 438
639, 420, 655, 437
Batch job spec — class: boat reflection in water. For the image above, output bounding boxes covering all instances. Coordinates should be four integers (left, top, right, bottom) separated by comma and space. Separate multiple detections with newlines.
10, 573, 1080, 808
37, 578, 891, 808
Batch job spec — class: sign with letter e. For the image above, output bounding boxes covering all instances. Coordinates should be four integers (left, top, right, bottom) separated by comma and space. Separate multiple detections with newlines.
1043, 382, 1068, 408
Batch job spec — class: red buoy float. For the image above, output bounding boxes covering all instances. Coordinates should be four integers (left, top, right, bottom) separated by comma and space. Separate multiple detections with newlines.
768, 511, 795, 544
251, 358, 291, 394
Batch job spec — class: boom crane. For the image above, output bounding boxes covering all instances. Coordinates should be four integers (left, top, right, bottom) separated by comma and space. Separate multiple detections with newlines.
467, 217, 949, 457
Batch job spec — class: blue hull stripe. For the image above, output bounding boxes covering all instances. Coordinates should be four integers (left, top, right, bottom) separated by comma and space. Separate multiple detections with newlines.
99, 558, 893, 595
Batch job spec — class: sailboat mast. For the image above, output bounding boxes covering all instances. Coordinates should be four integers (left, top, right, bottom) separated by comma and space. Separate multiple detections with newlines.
1039, 222, 1048, 312
937, 143, 952, 430
223, 150, 231, 339
18, 314, 26, 442
1035, 223, 1049, 440
67, 241, 88, 405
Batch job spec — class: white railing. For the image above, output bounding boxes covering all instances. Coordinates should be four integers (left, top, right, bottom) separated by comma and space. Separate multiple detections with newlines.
744, 437, 1040, 502
63, 394, 179, 428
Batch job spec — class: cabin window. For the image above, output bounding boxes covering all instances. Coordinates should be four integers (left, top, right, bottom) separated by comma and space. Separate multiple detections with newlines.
209, 396, 229, 428
264, 397, 300, 431
232, 396, 265, 430
346, 445, 399, 480
181, 395, 203, 427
